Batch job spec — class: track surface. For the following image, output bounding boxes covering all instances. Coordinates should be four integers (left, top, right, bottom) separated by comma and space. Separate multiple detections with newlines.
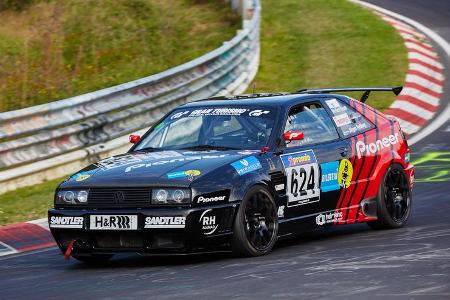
1, 1, 449, 299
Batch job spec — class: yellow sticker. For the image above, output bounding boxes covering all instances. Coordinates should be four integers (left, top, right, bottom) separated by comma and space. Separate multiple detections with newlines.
185, 170, 201, 177
338, 159, 353, 188
76, 174, 91, 182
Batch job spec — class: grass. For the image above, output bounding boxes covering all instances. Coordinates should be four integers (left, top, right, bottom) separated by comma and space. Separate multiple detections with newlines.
250, 0, 408, 110
0, 0, 240, 112
0, 0, 409, 225
0, 177, 64, 225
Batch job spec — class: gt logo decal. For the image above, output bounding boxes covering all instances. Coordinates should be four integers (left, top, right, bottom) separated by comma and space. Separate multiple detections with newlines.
249, 109, 270, 117
338, 159, 353, 188
281, 150, 320, 207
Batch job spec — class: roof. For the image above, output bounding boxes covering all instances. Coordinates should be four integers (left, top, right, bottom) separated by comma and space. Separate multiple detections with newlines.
183, 93, 337, 108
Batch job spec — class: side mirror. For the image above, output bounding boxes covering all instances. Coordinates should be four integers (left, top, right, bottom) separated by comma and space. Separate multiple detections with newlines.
283, 131, 304, 141
129, 134, 141, 144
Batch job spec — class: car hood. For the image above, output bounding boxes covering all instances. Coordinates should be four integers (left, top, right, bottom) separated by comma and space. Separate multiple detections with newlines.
60, 149, 262, 188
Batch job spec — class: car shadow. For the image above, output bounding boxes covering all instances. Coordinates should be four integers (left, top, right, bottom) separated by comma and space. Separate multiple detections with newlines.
68, 223, 373, 270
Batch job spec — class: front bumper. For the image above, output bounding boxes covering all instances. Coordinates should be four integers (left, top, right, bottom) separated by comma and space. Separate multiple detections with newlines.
48, 204, 237, 255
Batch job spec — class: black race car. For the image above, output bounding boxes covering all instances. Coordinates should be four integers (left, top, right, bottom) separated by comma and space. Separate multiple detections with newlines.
49, 87, 414, 262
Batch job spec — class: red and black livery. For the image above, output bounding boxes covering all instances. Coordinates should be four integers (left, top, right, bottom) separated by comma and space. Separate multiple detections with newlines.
48, 86, 414, 262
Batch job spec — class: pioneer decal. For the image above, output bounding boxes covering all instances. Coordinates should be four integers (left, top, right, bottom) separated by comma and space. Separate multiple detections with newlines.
356, 133, 399, 158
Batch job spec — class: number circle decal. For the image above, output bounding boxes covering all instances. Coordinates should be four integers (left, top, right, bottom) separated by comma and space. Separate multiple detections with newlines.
338, 159, 353, 188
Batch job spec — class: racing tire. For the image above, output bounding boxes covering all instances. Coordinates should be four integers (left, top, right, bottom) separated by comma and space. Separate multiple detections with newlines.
71, 254, 113, 264
232, 186, 278, 257
368, 164, 412, 230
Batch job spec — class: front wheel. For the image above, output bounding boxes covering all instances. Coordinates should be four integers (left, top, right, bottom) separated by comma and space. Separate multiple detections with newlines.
368, 164, 412, 230
232, 186, 278, 257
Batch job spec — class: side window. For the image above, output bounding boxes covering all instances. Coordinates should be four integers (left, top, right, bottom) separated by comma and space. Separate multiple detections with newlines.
284, 103, 339, 147
324, 98, 373, 137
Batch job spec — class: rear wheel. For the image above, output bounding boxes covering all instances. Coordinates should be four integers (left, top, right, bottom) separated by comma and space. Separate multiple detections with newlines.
368, 164, 412, 229
72, 254, 113, 264
232, 186, 278, 256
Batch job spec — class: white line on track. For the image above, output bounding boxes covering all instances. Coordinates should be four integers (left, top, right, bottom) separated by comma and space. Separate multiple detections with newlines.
351, 0, 450, 145
405, 42, 439, 58
408, 52, 443, 69
0, 246, 57, 261
390, 100, 434, 120
401, 87, 440, 106
0, 241, 18, 256
409, 63, 445, 81
405, 74, 443, 93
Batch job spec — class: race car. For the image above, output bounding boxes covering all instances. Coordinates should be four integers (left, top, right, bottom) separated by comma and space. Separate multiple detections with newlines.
48, 86, 415, 262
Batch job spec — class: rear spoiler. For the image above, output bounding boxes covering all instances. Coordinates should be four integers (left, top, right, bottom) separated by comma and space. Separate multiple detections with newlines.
296, 86, 402, 103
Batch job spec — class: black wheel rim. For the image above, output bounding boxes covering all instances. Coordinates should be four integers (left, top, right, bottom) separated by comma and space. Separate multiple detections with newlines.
243, 192, 276, 251
384, 168, 410, 223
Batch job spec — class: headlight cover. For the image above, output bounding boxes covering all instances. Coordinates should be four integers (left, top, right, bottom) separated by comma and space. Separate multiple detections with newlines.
55, 190, 89, 205
152, 188, 191, 205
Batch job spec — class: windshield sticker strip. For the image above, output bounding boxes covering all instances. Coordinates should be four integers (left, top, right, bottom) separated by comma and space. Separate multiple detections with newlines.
170, 108, 273, 119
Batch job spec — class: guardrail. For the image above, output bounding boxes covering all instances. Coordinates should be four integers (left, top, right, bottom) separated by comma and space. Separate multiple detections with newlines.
0, 0, 260, 194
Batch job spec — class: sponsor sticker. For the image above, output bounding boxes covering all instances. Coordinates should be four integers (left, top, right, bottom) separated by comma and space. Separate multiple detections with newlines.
277, 205, 285, 218
167, 169, 201, 180
50, 216, 84, 228
325, 98, 347, 114
280, 150, 317, 168
97, 151, 182, 171
404, 152, 411, 163
237, 150, 260, 155
168, 108, 273, 119
332, 113, 352, 127
199, 209, 218, 235
190, 108, 248, 117
125, 154, 229, 173
249, 109, 270, 117
281, 150, 320, 207
90, 215, 138, 230
320, 161, 340, 192
195, 193, 228, 204
170, 111, 190, 119
316, 211, 343, 225
231, 156, 262, 176
356, 133, 399, 159
72, 172, 91, 182
144, 216, 186, 228
275, 184, 285, 191
338, 159, 353, 188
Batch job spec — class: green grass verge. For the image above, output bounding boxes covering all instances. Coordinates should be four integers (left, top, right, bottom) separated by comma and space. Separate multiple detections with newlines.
0, 177, 63, 225
0, 0, 409, 225
251, 0, 408, 110
0, 0, 240, 112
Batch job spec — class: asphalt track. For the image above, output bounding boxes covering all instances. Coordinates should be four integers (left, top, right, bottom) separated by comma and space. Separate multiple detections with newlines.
1, 1, 449, 299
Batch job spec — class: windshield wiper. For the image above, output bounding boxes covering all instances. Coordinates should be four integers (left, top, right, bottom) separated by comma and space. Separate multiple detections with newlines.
136, 146, 163, 152
181, 145, 237, 151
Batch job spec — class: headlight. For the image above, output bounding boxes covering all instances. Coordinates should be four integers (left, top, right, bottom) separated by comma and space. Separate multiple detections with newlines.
152, 188, 191, 205
55, 190, 89, 205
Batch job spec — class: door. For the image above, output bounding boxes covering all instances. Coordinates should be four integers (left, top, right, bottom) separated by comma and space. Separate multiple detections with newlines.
279, 101, 349, 223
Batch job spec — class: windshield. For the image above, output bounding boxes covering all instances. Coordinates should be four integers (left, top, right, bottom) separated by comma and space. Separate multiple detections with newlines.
135, 106, 276, 151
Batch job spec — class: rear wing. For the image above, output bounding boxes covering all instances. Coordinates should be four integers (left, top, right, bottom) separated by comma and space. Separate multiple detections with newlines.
296, 86, 402, 103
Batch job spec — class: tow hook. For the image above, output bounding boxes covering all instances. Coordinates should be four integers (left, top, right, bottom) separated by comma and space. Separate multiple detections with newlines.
64, 239, 76, 260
